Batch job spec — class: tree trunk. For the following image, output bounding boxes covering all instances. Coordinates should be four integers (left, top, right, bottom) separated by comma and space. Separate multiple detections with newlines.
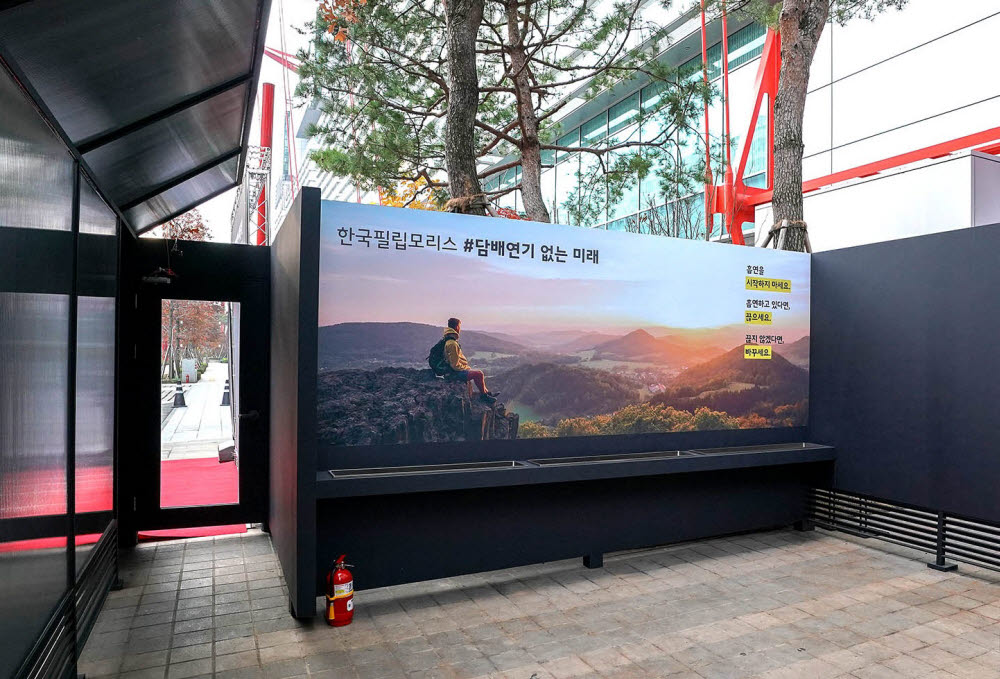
444, 0, 486, 215
162, 302, 174, 379
772, 0, 829, 251
506, 0, 551, 222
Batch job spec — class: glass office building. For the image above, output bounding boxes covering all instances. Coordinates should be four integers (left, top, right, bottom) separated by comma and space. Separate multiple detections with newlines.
482, 22, 768, 241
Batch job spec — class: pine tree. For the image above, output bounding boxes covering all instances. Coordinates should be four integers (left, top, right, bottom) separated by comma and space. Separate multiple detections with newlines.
299, 0, 710, 222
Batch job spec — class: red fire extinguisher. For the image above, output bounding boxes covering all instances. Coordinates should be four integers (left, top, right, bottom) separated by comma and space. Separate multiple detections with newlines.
325, 554, 354, 627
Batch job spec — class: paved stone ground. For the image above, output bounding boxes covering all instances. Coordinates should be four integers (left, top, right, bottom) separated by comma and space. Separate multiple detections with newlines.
161, 362, 233, 461
79, 529, 1000, 679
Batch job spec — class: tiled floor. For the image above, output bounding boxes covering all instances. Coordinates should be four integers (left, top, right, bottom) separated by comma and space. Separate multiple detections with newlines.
79, 529, 1000, 679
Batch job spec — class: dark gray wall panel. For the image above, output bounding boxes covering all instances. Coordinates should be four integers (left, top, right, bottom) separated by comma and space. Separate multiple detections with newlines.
317, 462, 831, 591
269, 188, 321, 617
810, 224, 1000, 523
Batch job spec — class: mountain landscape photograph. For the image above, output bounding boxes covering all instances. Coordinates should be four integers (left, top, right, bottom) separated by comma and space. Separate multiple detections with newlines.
317, 204, 810, 448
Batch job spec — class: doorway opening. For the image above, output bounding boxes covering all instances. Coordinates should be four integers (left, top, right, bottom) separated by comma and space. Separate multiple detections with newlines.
159, 299, 238, 510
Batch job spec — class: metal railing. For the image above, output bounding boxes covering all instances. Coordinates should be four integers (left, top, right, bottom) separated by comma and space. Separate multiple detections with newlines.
809, 488, 1000, 573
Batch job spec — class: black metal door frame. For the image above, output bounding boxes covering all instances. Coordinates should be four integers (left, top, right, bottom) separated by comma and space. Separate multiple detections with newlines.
133, 248, 269, 532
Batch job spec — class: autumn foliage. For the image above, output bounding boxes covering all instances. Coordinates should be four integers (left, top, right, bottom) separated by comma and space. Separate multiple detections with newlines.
381, 178, 445, 211
319, 0, 365, 42
151, 208, 228, 381
143, 208, 212, 242
161, 300, 228, 381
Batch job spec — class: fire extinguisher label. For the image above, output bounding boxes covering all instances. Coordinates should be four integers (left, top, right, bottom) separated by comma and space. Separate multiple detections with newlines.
346, 599, 354, 611
334, 582, 353, 598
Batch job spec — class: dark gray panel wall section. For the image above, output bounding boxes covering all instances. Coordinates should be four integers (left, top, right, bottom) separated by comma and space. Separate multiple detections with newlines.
270, 188, 321, 617
318, 462, 831, 591
810, 224, 1000, 524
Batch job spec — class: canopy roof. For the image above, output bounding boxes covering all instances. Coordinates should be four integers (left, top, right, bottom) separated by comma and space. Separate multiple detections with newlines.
0, 0, 270, 234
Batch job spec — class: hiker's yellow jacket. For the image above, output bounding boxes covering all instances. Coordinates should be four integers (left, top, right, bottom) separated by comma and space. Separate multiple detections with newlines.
442, 328, 470, 371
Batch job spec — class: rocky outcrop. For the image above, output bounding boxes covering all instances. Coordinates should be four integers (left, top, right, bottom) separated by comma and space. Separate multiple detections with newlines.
317, 368, 519, 447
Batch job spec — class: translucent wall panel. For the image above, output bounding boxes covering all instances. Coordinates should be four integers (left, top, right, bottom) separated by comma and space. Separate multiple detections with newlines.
0, 292, 69, 679
0, 63, 74, 231
84, 84, 247, 208
79, 176, 117, 236
75, 296, 115, 571
0, 293, 70, 519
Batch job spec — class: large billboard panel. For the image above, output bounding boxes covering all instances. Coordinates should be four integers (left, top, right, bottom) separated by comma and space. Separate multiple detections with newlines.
318, 202, 810, 448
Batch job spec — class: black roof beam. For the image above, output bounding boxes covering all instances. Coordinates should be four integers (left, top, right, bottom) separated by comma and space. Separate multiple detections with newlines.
76, 73, 251, 155
120, 146, 242, 211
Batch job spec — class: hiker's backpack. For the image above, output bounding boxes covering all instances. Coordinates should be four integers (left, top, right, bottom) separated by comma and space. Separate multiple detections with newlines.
427, 335, 458, 375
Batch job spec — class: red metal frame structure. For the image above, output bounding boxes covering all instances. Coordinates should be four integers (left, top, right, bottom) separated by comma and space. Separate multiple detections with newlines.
708, 20, 1000, 245
713, 26, 780, 244
252, 82, 275, 246
264, 47, 299, 72
699, 0, 715, 239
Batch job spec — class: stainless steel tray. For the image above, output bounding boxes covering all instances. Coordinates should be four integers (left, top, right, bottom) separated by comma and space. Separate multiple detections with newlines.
528, 450, 692, 466
329, 460, 533, 478
689, 442, 824, 455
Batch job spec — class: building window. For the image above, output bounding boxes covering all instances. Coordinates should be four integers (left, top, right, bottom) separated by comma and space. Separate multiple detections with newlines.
555, 128, 580, 225
609, 93, 639, 137
581, 111, 608, 148
481, 23, 767, 238
557, 128, 579, 161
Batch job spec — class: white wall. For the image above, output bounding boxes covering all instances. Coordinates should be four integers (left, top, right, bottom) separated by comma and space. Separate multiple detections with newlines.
802, 0, 1000, 178
754, 151, 1000, 251
747, 1, 1000, 249
973, 152, 1000, 227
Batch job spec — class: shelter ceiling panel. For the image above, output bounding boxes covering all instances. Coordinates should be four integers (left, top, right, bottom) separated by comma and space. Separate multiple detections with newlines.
83, 85, 248, 207
126, 157, 239, 232
0, 0, 260, 145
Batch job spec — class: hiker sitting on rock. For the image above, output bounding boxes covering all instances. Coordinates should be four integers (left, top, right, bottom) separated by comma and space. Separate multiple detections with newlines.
428, 318, 500, 403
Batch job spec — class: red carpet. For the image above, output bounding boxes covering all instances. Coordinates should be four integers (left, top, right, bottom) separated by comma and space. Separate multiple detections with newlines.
138, 524, 247, 540
159, 457, 239, 508
139, 458, 246, 540
2, 460, 245, 548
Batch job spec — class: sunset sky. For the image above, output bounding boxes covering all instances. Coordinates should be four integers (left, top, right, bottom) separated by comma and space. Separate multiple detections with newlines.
318, 202, 811, 342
